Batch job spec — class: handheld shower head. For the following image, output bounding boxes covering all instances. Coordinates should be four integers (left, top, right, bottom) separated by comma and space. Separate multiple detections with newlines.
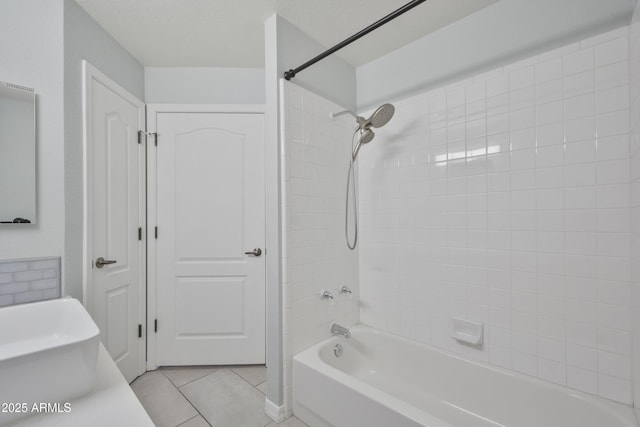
359, 128, 375, 144
340, 102, 394, 251
352, 128, 374, 160
332, 102, 395, 161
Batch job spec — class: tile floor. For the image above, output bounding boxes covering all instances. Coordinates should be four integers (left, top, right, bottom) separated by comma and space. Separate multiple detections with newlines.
130, 365, 307, 427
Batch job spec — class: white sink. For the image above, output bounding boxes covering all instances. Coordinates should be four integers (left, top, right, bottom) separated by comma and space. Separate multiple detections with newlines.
0, 298, 99, 426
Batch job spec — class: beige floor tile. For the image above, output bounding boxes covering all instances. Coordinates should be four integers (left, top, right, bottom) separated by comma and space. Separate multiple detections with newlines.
161, 366, 218, 387
130, 370, 198, 427
231, 364, 267, 386
180, 369, 271, 427
178, 415, 211, 427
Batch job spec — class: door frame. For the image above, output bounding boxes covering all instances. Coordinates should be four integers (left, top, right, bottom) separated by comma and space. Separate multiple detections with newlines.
81, 60, 146, 378
146, 104, 265, 370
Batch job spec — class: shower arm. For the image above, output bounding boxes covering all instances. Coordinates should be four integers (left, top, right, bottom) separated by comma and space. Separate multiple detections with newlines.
331, 110, 359, 120
331, 110, 369, 129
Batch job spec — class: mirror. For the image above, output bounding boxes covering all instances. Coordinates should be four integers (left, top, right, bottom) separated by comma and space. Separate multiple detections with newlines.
0, 81, 36, 224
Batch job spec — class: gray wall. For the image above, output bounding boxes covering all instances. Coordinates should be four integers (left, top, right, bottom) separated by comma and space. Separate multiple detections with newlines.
274, 15, 356, 111
63, 0, 145, 300
145, 67, 265, 104
630, 0, 640, 416
0, 0, 66, 272
263, 14, 357, 416
357, 0, 636, 110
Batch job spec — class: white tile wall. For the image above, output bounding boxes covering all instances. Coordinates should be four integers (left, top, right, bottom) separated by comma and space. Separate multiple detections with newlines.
0, 257, 61, 306
280, 81, 359, 413
358, 27, 633, 404
629, 0, 640, 418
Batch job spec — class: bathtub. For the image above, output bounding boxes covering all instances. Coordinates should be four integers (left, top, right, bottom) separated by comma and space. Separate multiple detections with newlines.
293, 324, 637, 427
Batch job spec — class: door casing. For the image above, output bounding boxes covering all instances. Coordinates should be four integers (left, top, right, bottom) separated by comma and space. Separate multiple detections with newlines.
145, 103, 266, 370
82, 60, 146, 381
84, 74, 267, 373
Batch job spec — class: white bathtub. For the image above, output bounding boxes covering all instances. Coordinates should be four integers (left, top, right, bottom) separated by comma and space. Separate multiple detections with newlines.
293, 325, 637, 427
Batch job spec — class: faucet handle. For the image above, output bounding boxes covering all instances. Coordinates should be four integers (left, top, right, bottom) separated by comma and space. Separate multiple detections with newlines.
321, 290, 334, 300
340, 286, 352, 294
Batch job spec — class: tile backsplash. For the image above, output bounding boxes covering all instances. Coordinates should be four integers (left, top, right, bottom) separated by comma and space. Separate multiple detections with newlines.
0, 257, 61, 307
358, 27, 633, 404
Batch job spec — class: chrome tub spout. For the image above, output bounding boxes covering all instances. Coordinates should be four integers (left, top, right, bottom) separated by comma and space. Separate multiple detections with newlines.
331, 323, 351, 338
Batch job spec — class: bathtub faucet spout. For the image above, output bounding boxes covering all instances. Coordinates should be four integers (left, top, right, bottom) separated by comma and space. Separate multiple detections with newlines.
331, 323, 351, 338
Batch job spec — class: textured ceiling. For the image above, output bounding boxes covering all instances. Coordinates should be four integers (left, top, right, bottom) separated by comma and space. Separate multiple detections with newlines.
73, 0, 497, 67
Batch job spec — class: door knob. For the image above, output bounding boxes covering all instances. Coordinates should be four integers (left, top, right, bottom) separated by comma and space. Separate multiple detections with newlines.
95, 257, 118, 268
244, 248, 262, 257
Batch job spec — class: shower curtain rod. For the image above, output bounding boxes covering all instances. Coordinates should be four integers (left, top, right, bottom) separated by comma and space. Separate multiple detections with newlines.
283, 0, 426, 81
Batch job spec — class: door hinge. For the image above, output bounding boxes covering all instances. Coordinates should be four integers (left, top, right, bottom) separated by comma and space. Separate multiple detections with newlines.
154, 319, 158, 333
148, 132, 157, 146
154, 226, 158, 239
138, 324, 142, 338
138, 227, 142, 241
139, 130, 157, 145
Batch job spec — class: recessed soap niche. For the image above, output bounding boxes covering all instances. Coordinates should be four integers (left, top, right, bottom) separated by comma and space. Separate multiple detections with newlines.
451, 317, 484, 346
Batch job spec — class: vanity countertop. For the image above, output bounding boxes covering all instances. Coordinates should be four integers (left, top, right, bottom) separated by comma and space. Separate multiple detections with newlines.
10, 344, 153, 427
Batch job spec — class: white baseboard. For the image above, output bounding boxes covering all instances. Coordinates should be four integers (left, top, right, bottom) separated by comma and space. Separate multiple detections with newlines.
264, 398, 286, 423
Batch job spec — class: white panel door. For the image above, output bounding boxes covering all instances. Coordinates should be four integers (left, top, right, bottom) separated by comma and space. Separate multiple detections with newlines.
83, 62, 145, 382
154, 112, 265, 365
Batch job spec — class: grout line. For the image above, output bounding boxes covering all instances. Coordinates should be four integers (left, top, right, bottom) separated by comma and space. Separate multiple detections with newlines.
256, 380, 268, 394
172, 377, 212, 427
228, 366, 268, 390
138, 364, 295, 425
131, 370, 205, 427
160, 366, 218, 388
175, 414, 210, 427
175, 367, 267, 426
